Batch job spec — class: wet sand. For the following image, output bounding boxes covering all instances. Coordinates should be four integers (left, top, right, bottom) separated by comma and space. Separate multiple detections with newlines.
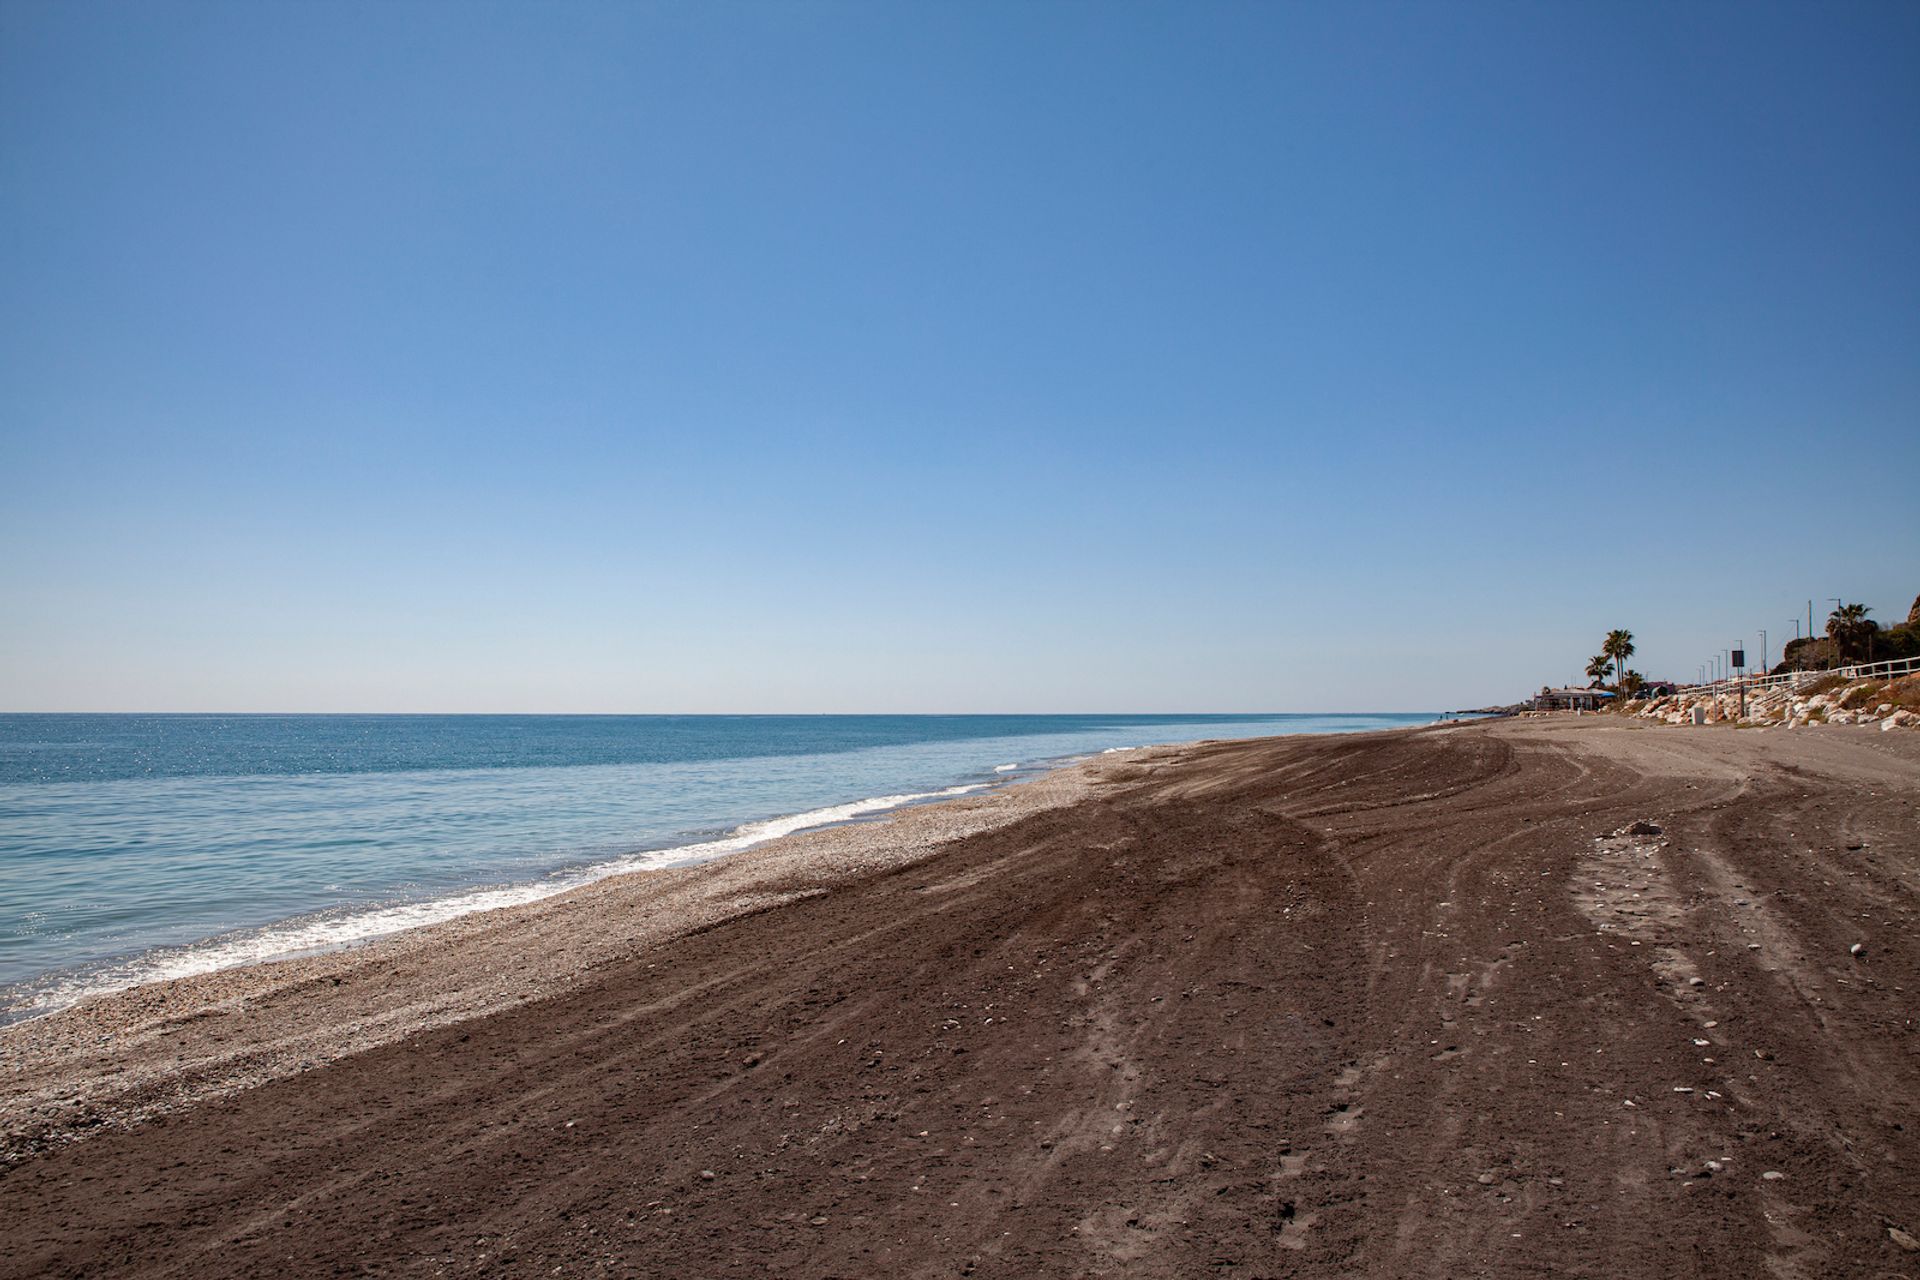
3, 718, 1918, 1278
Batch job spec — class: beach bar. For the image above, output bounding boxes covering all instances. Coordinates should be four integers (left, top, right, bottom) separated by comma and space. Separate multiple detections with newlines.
1533, 686, 1615, 712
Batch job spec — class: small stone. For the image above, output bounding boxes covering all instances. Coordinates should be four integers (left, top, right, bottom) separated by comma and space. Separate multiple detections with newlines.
810, 1215, 829, 1226
1762, 1170, 1785, 1181
1850, 943, 1866, 958
699, 1170, 715, 1181
1688, 977, 1706, 988
1889, 1227, 1919, 1251
1477, 1173, 1495, 1184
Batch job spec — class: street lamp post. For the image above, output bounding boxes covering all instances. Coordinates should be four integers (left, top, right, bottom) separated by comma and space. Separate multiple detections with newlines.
1733, 642, 1747, 719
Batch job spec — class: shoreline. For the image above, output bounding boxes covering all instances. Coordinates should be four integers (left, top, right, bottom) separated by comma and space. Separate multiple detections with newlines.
0, 775, 1012, 1028
0, 737, 1203, 1162
3, 717, 1443, 1028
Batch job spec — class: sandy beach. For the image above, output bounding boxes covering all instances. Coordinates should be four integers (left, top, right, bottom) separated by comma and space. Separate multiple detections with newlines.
3, 717, 1918, 1278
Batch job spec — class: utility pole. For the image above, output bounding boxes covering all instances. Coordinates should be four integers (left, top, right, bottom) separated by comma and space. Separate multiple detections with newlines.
1759, 629, 1767, 674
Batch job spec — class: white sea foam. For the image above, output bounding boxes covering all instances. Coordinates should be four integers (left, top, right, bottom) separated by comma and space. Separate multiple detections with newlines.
994, 762, 1019, 772
7, 782, 988, 1020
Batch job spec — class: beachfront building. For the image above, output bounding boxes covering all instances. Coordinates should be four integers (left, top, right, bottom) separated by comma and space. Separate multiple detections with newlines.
1533, 687, 1615, 712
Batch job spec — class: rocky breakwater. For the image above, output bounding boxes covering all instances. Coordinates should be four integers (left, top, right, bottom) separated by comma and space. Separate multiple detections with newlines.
1628, 673, 1920, 731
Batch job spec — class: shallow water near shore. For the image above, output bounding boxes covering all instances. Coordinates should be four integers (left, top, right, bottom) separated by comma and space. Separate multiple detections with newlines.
0, 713, 1429, 1018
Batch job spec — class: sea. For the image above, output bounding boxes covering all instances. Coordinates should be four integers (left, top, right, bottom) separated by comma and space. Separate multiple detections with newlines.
0, 712, 1430, 1021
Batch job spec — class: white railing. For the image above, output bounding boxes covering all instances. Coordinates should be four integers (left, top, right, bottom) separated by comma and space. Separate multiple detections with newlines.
1675, 654, 1920, 700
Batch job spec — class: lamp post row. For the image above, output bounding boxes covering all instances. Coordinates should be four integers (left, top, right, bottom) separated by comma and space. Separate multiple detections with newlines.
1695, 598, 1845, 690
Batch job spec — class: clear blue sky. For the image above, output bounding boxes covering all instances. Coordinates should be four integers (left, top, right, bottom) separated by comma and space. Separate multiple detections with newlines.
2, 1, 1916, 712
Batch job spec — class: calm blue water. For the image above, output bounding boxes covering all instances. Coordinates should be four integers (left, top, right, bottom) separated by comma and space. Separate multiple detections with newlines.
0, 713, 1429, 1019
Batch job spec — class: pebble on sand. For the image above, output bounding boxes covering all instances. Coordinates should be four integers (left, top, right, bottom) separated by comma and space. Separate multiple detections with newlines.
1850, 943, 1866, 958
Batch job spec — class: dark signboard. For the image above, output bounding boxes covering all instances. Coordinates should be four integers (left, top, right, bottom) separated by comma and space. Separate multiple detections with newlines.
1732, 648, 1746, 669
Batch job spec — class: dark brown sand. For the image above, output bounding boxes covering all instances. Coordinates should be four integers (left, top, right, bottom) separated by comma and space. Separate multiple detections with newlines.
3, 718, 1918, 1278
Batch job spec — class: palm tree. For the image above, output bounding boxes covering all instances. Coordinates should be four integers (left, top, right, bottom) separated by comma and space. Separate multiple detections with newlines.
1603, 630, 1635, 688
1585, 653, 1613, 688
1827, 603, 1873, 663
